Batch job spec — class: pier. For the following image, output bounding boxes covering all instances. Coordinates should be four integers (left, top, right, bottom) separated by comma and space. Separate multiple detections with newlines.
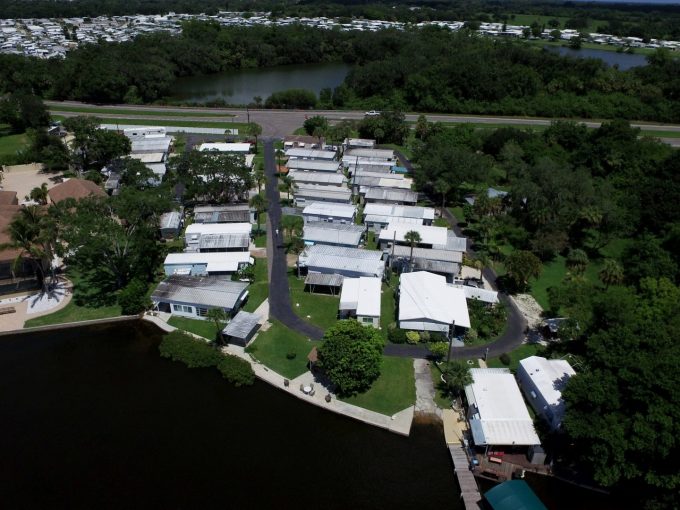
442, 409, 483, 509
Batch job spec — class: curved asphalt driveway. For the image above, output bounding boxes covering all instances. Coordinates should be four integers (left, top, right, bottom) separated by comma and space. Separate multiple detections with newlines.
263, 139, 323, 339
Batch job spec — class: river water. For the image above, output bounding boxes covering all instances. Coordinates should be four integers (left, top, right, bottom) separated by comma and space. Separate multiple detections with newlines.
171, 62, 350, 105
545, 46, 649, 70
0, 321, 621, 509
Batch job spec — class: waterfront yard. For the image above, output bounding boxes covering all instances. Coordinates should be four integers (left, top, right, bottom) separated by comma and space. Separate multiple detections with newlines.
23, 300, 121, 328
167, 316, 217, 341
289, 271, 339, 329
246, 319, 312, 379
340, 356, 415, 416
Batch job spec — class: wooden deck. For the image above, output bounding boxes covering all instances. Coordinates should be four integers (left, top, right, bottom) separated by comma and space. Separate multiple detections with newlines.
448, 445, 483, 510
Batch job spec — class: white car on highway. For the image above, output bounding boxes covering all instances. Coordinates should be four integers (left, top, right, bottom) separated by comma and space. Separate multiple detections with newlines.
364, 110, 381, 117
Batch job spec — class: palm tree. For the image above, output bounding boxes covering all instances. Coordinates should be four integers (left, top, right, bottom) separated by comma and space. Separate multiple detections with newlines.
599, 258, 624, 288
249, 193, 268, 235
434, 179, 451, 218
246, 122, 262, 153
312, 126, 325, 147
206, 308, 228, 343
404, 230, 422, 272
443, 361, 473, 399
28, 183, 49, 205
253, 165, 266, 194
566, 248, 589, 276
280, 174, 295, 201
275, 148, 285, 172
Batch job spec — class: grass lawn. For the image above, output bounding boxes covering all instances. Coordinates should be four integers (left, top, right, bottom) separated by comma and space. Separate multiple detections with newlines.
379, 278, 397, 340
247, 319, 312, 379
24, 300, 122, 328
242, 261, 269, 313
289, 271, 339, 329
486, 342, 546, 372
340, 356, 415, 415
429, 363, 453, 409
434, 217, 449, 227
50, 114, 247, 130
168, 316, 217, 341
0, 129, 29, 159
365, 230, 378, 250
448, 206, 466, 223
48, 105, 234, 117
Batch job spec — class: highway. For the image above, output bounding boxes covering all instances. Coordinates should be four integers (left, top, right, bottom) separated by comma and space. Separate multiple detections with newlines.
46, 100, 680, 146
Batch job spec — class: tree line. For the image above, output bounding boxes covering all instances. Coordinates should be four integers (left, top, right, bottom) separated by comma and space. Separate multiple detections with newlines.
2, 23, 679, 122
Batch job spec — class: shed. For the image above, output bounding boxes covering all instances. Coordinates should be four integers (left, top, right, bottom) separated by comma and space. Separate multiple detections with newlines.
304, 272, 344, 294
159, 211, 182, 239
222, 311, 261, 347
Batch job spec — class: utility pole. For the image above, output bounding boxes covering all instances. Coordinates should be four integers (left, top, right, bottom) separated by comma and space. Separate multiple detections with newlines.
446, 321, 456, 363
246, 106, 250, 124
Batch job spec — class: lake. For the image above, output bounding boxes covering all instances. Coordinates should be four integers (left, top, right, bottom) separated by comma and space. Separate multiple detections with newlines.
545, 46, 649, 70
0, 321, 621, 509
171, 62, 350, 105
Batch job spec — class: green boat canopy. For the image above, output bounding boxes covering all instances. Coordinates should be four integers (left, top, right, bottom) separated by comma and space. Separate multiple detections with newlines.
485, 480, 547, 510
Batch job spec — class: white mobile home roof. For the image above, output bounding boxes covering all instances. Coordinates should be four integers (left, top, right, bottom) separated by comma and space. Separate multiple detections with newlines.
380, 223, 449, 248
295, 184, 352, 203
164, 251, 252, 270
398, 271, 470, 328
391, 245, 463, 264
129, 152, 165, 163
339, 277, 381, 317
285, 148, 337, 160
286, 159, 341, 172
298, 245, 384, 278
185, 222, 252, 236
345, 138, 375, 148
343, 156, 394, 168
303, 222, 364, 246
302, 202, 357, 220
198, 142, 251, 153
364, 187, 418, 204
288, 170, 346, 186
152, 275, 248, 311
518, 356, 575, 410
131, 137, 172, 153
452, 285, 499, 304
345, 148, 395, 160
364, 203, 435, 222
465, 368, 541, 446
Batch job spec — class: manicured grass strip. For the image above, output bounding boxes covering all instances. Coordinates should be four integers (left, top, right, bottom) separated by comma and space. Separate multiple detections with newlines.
242, 260, 269, 313
430, 363, 452, 409
288, 272, 339, 329
168, 316, 217, 341
486, 343, 545, 372
50, 114, 247, 130
24, 300, 122, 328
340, 356, 415, 416
49, 105, 234, 117
0, 131, 29, 157
379, 281, 396, 340
246, 319, 312, 379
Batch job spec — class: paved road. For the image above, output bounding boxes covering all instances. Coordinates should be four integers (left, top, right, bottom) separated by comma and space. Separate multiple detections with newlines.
263, 139, 323, 339
46, 100, 680, 145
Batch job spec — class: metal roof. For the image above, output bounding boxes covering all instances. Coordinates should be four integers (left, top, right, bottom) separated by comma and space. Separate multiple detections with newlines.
286, 159, 340, 172
518, 357, 575, 410
129, 152, 165, 163
302, 202, 357, 219
164, 252, 252, 272
304, 272, 344, 287
295, 184, 352, 203
160, 211, 181, 230
130, 137, 172, 153
198, 142, 251, 153
451, 285, 499, 304
285, 148, 337, 160
339, 277, 381, 317
412, 258, 459, 275
447, 232, 467, 252
288, 170, 346, 186
303, 222, 364, 246
222, 310, 261, 339
198, 233, 250, 250
399, 271, 470, 328
151, 275, 248, 310
391, 244, 463, 263
299, 245, 384, 277
185, 222, 252, 236
363, 204, 435, 220
380, 223, 449, 248
345, 148, 395, 160
465, 369, 541, 446
364, 187, 418, 204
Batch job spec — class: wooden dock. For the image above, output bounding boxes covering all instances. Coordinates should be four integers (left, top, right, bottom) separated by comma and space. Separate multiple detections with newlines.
443, 410, 483, 509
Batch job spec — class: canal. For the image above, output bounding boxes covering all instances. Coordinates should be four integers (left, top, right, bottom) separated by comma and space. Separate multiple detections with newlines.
171, 62, 350, 105
544, 46, 649, 70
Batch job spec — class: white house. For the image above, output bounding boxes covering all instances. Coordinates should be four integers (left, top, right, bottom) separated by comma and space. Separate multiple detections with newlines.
198, 142, 252, 153
184, 222, 252, 252
163, 252, 253, 276
151, 275, 249, 320
286, 159, 341, 173
288, 170, 346, 187
398, 271, 470, 333
364, 187, 418, 206
298, 244, 385, 279
302, 202, 357, 224
465, 368, 541, 449
303, 222, 365, 248
339, 277, 382, 328
517, 356, 576, 430
363, 203, 435, 229
379, 223, 462, 251
285, 148, 337, 160
294, 183, 352, 206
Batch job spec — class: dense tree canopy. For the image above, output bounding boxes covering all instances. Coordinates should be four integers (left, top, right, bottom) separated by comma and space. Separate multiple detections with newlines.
318, 320, 384, 396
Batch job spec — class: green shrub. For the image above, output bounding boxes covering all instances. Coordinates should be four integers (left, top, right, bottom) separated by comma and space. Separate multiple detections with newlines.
286, 351, 297, 360
117, 278, 150, 315
465, 327, 479, 343
406, 331, 420, 344
499, 352, 512, 366
429, 331, 448, 343
388, 324, 407, 344
419, 331, 430, 343
217, 355, 255, 386
429, 342, 449, 361
159, 331, 222, 368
